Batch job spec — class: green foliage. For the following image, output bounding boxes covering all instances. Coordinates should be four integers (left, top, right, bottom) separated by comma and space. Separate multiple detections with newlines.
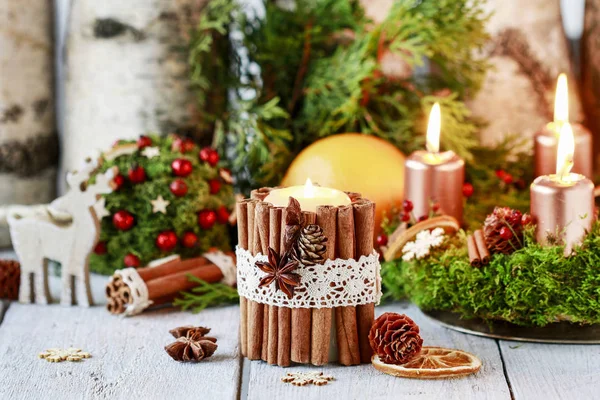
89, 135, 235, 275
382, 223, 600, 326
174, 275, 239, 313
190, 0, 491, 191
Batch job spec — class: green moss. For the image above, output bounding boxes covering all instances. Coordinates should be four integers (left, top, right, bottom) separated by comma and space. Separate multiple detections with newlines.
89, 135, 234, 275
382, 223, 600, 326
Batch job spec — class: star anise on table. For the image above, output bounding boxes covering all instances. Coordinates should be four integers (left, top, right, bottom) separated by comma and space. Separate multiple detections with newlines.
165, 331, 218, 362
255, 247, 301, 299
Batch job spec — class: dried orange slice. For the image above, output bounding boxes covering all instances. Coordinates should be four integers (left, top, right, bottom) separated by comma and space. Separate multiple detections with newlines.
372, 346, 482, 379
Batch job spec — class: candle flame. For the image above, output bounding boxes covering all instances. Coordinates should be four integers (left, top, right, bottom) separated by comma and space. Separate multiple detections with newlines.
556, 122, 575, 180
304, 178, 315, 198
554, 73, 569, 124
426, 103, 441, 153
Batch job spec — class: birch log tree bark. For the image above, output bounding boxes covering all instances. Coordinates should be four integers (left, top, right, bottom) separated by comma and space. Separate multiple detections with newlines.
0, 1, 57, 246
582, 0, 600, 170
61, 0, 214, 188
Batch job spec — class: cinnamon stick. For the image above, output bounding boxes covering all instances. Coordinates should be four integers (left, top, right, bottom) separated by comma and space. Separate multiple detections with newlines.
467, 234, 481, 267
146, 264, 224, 299
291, 210, 314, 364
136, 256, 210, 281
353, 200, 376, 364
311, 205, 337, 365
257, 202, 271, 362
246, 200, 263, 360
251, 187, 273, 201
237, 200, 249, 357
335, 204, 361, 366
267, 207, 283, 365
345, 192, 362, 202
474, 229, 490, 265
278, 206, 292, 367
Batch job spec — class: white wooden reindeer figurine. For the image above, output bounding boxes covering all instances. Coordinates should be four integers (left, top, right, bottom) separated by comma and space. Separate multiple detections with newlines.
8, 159, 116, 306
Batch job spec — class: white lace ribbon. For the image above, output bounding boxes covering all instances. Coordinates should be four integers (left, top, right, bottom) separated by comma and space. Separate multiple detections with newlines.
114, 268, 152, 317
236, 246, 381, 309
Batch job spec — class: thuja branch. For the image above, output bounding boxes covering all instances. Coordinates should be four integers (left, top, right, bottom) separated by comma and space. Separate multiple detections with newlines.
174, 275, 239, 313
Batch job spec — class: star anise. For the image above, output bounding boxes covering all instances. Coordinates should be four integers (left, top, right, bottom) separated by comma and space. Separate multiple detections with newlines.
165, 331, 218, 362
169, 325, 211, 339
255, 247, 301, 299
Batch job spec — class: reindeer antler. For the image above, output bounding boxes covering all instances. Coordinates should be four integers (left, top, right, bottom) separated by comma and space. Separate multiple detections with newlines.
66, 157, 99, 190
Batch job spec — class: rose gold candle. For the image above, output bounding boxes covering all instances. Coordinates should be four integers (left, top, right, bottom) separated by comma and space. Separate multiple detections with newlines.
530, 123, 595, 254
404, 103, 465, 222
534, 74, 593, 178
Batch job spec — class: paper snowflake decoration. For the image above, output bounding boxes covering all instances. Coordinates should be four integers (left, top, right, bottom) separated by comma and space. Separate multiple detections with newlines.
402, 227, 446, 262
39, 348, 91, 363
141, 146, 160, 159
281, 371, 334, 386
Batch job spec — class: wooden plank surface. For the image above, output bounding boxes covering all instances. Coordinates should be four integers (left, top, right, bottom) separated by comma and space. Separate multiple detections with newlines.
0, 303, 242, 400
499, 341, 600, 400
248, 302, 511, 400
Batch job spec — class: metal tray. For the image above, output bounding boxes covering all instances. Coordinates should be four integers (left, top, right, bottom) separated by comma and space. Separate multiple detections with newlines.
423, 309, 600, 344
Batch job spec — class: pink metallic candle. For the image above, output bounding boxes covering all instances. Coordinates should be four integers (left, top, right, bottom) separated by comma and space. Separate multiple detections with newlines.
404, 103, 465, 222
534, 74, 593, 178
531, 123, 595, 254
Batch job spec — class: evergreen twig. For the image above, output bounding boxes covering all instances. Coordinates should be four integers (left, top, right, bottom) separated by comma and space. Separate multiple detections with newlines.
174, 275, 239, 313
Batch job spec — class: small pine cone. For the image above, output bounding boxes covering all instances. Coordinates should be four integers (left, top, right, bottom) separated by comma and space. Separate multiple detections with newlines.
483, 207, 524, 255
368, 313, 423, 365
0, 260, 20, 300
292, 224, 327, 266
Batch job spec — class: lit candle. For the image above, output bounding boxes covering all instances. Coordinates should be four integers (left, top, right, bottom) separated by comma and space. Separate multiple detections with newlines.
530, 123, 595, 254
263, 178, 351, 212
404, 103, 465, 222
534, 73, 593, 178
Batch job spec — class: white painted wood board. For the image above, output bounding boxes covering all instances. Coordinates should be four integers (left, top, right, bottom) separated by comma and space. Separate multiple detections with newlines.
247, 302, 512, 400
499, 340, 600, 400
0, 304, 242, 400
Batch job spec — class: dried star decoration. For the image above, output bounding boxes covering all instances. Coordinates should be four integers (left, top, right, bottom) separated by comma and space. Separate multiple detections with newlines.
281, 371, 334, 386
39, 348, 91, 363
165, 331, 218, 362
256, 247, 301, 299
169, 325, 211, 339
402, 227, 446, 262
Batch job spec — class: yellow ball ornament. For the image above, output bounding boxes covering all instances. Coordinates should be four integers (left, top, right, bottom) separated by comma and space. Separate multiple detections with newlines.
282, 134, 405, 236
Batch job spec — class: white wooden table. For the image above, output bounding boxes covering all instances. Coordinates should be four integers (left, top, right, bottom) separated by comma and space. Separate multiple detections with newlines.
1, 258, 599, 399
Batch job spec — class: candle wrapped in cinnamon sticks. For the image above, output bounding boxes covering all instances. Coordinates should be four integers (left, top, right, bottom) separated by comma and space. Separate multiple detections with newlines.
236, 188, 381, 367
105, 251, 235, 316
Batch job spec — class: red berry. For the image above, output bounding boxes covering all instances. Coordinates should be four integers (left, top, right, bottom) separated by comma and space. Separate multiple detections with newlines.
376, 234, 388, 247
170, 179, 188, 197
502, 173, 514, 185
128, 165, 146, 184
216, 205, 230, 224
521, 213, 533, 226
508, 210, 523, 226
113, 210, 135, 231
181, 231, 199, 248
137, 135, 152, 149
432, 202, 441, 212
462, 182, 474, 198
199, 147, 219, 167
208, 179, 221, 194
94, 241, 107, 255
400, 213, 410, 222
495, 169, 506, 179
403, 200, 414, 212
156, 231, 178, 252
124, 253, 140, 268
418, 215, 428, 222
499, 226, 513, 240
171, 158, 193, 177
113, 174, 125, 190
172, 137, 195, 153
198, 210, 217, 229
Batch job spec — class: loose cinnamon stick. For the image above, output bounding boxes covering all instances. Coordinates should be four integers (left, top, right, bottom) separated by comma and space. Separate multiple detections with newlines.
136, 256, 210, 281
353, 200, 376, 364
291, 211, 314, 364
146, 264, 223, 299
311, 205, 337, 365
335, 204, 361, 366
474, 229, 490, 265
237, 200, 249, 356
267, 207, 283, 365
467, 234, 481, 267
278, 206, 292, 367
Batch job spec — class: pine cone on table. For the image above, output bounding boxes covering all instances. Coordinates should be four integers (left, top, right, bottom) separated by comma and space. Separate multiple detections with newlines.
368, 313, 423, 365
483, 207, 525, 255
0, 260, 20, 300
292, 224, 327, 266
